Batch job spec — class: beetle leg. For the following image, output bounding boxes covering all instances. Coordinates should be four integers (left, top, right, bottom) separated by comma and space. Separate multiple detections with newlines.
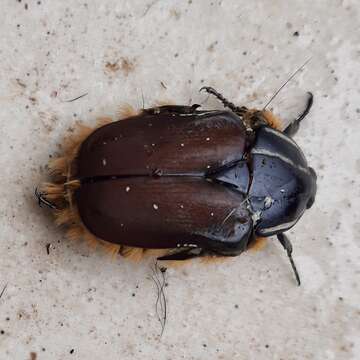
284, 92, 313, 137
35, 187, 58, 210
277, 233, 301, 286
143, 104, 201, 115
157, 247, 204, 261
199, 86, 248, 116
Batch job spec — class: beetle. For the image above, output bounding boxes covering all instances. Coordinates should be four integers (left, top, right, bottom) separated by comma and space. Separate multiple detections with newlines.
37, 86, 316, 285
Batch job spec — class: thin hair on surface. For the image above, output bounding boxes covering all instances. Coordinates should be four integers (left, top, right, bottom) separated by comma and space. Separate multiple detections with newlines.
0, 284, 7, 299
150, 261, 167, 337
262, 58, 312, 110
64, 92, 88, 103
141, 88, 145, 110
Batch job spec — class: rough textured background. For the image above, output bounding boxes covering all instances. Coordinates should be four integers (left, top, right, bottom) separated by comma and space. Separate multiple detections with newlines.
0, 1, 359, 359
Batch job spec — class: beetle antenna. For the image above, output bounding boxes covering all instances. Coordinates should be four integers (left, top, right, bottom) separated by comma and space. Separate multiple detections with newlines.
277, 233, 301, 286
262, 57, 312, 110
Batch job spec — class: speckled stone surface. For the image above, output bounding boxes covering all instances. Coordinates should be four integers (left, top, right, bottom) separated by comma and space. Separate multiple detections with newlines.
0, 1, 359, 359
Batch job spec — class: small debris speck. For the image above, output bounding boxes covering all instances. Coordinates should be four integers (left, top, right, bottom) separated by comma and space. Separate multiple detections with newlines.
293, 31, 299, 36
70, 349, 74, 354
264, 196, 274, 209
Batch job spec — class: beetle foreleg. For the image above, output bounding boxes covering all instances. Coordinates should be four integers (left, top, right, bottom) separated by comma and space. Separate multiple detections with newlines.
284, 92, 313, 137
277, 233, 301, 286
199, 86, 248, 116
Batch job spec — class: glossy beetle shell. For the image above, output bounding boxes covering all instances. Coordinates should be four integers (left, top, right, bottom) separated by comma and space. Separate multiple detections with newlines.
72, 104, 317, 258
39, 101, 316, 264
76, 110, 253, 255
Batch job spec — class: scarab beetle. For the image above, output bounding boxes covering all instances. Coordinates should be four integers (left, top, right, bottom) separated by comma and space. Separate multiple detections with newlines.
37, 86, 316, 285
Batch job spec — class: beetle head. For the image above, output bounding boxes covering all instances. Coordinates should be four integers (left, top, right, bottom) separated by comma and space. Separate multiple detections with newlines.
248, 126, 317, 236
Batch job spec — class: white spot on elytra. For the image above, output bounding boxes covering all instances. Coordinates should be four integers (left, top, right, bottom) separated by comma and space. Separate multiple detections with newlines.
180, 204, 184, 209
280, 189, 285, 193
180, 143, 184, 147
206, 165, 211, 169
206, 137, 210, 141
125, 186, 130, 192
102, 158, 107, 166
153, 204, 159, 210
151, 143, 155, 147
210, 212, 214, 217
264, 196, 274, 209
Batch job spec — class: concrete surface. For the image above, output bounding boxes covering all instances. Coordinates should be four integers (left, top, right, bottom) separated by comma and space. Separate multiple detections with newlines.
0, 1, 359, 359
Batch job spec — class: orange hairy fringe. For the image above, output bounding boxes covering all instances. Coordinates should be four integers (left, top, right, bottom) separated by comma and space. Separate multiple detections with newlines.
41, 106, 173, 262
41, 104, 279, 264
261, 110, 283, 131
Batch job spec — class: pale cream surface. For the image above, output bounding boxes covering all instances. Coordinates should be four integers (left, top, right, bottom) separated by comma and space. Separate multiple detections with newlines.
0, 1, 359, 359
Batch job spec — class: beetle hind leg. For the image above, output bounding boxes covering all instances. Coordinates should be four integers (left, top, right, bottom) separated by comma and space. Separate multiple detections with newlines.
157, 247, 204, 261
